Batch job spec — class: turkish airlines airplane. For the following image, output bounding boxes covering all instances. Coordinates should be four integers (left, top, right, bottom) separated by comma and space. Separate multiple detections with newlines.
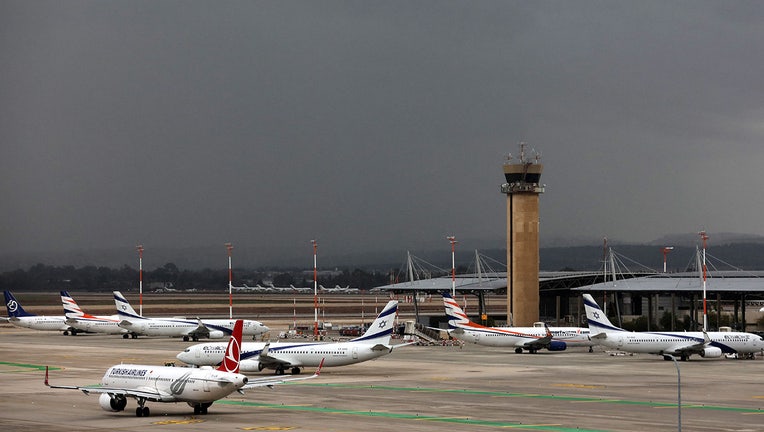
3, 291, 75, 335
177, 300, 408, 374
45, 320, 323, 417
113, 291, 269, 341
61, 291, 130, 336
442, 293, 593, 353
583, 293, 764, 360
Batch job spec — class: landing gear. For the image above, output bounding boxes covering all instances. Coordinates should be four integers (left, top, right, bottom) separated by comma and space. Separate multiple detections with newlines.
193, 403, 211, 415
589, 346, 594, 353
183, 336, 189, 342
291, 367, 301, 375
515, 347, 523, 354
275, 366, 285, 375
123, 333, 130, 339
135, 399, 150, 417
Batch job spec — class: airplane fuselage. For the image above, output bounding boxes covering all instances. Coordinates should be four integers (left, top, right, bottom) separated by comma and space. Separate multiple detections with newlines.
101, 364, 248, 404
9, 316, 70, 332
119, 318, 265, 339
452, 326, 592, 348
595, 331, 763, 356
178, 341, 389, 372
68, 315, 127, 334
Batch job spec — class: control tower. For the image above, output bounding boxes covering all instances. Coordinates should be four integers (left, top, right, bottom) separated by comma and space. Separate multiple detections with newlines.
500, 143, 544, 326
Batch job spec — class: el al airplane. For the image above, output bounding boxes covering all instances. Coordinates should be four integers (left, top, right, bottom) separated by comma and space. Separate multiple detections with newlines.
113, 291, 269, 341
177, 300, 408, 374
45, 320, 323, 417
442, 293, 593, 353
3, 291, 75, 335
61, 291, 131, 337
583, 293, 764, 360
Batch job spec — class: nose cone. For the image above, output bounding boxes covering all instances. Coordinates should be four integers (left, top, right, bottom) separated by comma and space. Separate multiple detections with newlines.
176, 350, 192, 364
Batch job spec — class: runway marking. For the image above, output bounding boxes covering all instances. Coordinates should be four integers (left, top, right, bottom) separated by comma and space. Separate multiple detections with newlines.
152, 419, 205, 425
299, 383, 764, 413
553, 383, 605, 389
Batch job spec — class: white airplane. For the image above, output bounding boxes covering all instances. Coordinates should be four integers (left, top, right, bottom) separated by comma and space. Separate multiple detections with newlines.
113, 291, 269, 341
442, 293, 593, 353
61, 291, 131, 337
3, 291, 76, 335
45, 320, 323, 417
583, 293, 764, 360
177, 300, 408, 375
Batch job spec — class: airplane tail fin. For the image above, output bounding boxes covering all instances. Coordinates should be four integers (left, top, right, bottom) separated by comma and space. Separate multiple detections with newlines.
442, 293, 471, 329
113, 291, 142, 319
217, 319, 243, 373
351, 300, 398, 343
582, 294, 623, 333
60, 291, 85, 318
4, 291, 34, 318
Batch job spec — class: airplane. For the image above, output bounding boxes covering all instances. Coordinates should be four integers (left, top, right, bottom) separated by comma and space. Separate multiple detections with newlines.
61, 291, 132, 337
3, 291, 76, 335
177, 300, 409, 375
45, 320, 323, 417
582, 293, 764, 360
442, 293, 593, 353
113, 291, 269, 341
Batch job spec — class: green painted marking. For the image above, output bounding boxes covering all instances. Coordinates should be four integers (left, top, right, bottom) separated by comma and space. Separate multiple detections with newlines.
0, 361, 58, 371
298, 382, 764, 414
218, 400, 609, 431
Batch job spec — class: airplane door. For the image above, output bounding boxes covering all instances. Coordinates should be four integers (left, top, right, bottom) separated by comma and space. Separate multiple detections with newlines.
474, 332, 480, 343
352, 347, 358, 359
617, 335, 624, 349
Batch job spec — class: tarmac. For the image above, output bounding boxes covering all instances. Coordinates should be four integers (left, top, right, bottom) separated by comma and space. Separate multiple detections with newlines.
3, 321, 764, 432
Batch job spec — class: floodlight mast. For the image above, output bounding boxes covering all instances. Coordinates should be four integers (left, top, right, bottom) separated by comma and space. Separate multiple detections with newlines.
136, 245, 144, 316
447, 236, 457, 296
225, 243, 233, 319
662, 246, 674, 273
699, 231, 709, 331
311, 240, 318, 339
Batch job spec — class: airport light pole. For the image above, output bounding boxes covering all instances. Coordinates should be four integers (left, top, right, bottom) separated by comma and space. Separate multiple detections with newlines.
699, 231, 708, 331
662, 246, 674, 273
669, 355, 682, 431
136, 245, 144, 316
225, 242, 233, 319
447, 236, 457, 296
311, 240, 318, 339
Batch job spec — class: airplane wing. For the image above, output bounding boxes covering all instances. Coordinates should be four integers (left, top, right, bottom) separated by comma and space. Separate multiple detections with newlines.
241, 358, 324, 390
519, 324, 553, 350
185, 318, 212, 339
256, 342, 300, 369
44, 367, 175, 402
663, 333, 707, 356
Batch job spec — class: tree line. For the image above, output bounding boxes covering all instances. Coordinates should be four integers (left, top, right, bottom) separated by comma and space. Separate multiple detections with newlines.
0, 263, 391, 292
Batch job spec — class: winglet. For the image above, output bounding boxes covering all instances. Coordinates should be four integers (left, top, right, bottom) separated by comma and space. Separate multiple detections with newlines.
217, 319, 243, 373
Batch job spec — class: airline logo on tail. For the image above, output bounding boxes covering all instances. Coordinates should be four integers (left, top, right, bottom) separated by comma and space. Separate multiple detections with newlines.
443, 293, 472, 329
350, 300, 398, 343
61, 291, 85, 318
4, 291, 31, 317
218, 320, 243, 373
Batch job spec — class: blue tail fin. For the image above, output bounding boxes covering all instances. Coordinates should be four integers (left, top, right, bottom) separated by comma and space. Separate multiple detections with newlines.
4, 291, 34, 318
351, 300, 398, 343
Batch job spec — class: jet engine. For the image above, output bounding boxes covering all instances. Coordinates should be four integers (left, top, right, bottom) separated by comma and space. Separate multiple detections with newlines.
208, 330, 225, 339
99, 393, 127, 412
547, 341, 567, 351
700, 347, 723, 358
239, 359, 262, 372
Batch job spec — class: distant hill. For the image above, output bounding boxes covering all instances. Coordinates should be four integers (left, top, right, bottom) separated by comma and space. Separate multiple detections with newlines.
3, 234, 764, 272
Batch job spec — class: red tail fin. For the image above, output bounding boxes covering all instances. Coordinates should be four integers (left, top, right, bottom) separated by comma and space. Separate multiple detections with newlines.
217, 320, 243, 373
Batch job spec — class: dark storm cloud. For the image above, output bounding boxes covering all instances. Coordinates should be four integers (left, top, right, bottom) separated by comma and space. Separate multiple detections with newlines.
2, 1, 764, 262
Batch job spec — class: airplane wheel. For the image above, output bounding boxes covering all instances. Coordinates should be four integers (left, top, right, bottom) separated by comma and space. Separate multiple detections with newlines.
514, 348, 523, 354
291, 367, 301, 375
136, 407, 143, 417
276, 367, 285, 375
143, 407, 150, 417
63, 331, 69, 336
194, 406, 201, 415
131, 334, 138, 339
183, 336, 189, 342
123, 334, 129, 339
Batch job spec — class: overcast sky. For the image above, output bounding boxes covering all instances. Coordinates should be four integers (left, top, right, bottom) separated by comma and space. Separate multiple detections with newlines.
3, 1, 764, 261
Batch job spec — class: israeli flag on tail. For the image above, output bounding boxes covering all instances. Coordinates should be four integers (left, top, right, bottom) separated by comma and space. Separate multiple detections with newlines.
349, 300, 398, 344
